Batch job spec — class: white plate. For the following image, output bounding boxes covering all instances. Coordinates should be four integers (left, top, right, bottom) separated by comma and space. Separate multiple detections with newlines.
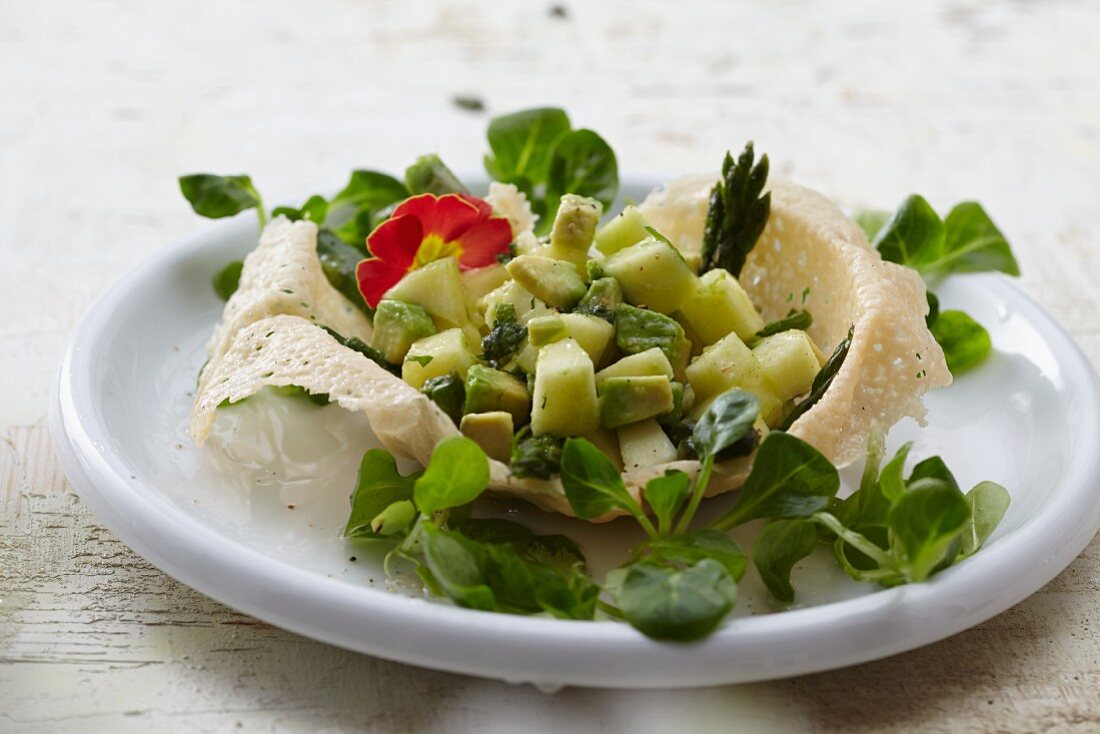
50, 184, 1100, 689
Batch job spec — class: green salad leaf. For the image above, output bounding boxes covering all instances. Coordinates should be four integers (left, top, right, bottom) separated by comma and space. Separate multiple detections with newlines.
929, 309, 992, 373
643, 471, 692, 537
212, 259, 243, 301
413, 435, 490, 516
316, 230, 370, 313
713, 432, 840, 530
404, 154, 468, 196
560, 438, 653, 534
960, 481, 1011, 558
619, 559, 736, 642
483, 107, 618, 234
344, 450, 421, 539
179, 174, 265, 225
752, 519, 818, 603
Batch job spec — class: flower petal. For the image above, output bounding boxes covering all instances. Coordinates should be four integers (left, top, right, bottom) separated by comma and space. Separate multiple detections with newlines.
356, 258, 409, 308
456, 217, 514, 269
394, 193, 480, 242
457, 193, 494, 221
366, 214, 422, 268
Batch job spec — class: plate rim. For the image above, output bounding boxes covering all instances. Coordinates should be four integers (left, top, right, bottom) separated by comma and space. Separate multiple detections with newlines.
49, 212, 1100, 688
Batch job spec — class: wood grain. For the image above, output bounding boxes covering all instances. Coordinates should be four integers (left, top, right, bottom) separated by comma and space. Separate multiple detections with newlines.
2, 0, 1099, 731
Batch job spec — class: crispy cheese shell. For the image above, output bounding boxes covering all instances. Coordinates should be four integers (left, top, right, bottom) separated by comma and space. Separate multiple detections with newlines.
191, 180, 949, 520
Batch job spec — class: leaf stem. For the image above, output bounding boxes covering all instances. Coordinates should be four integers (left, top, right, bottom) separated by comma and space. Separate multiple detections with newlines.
674, 454, 714, 536
811, 512, 896, 570
631, 505, 659, 541
597, 599, 625, 620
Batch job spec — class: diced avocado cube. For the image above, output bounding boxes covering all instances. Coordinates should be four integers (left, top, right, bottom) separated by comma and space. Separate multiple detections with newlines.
575, 277, 623, 323
531, 338, 599, 437
594, 205, 649, 256
402, 328, 478, 389
461, 263, 510, 303
384, 257, 473, 334
371, 299, 438, 364
480, 280, 553, 326
420, 373, 465, 421
527, 315, 568, 347
678, 268, 765, 344
544, 194, 603, 275
603, 238, 699, 314
506, 254, 587, 310
618, 418, 678, 471
615, 304, 692, 377
685, 332, 782, 425
657, 381, 686, 426
752, 330, 822, 402
460, 411, 515, 462
464, 365, 531, 426
598, 376, 675, 429
595, 347, 676, 386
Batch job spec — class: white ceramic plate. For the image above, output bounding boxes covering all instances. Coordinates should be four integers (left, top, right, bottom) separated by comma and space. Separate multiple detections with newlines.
51, 183, 1100, 689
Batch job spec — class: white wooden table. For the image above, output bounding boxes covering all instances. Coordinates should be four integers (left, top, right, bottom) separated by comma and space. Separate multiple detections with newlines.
3, 1, 1099, 731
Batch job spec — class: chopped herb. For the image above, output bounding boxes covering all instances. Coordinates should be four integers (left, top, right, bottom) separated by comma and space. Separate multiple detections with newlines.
321, 326, 400, 375
480, 304, 527, 367
510, 432, 564, 479
452, 95, 486, 112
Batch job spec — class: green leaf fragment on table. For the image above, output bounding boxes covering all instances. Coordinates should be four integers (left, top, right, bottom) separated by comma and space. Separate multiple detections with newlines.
179, 173, 264, 222
930, 310, 992, 373
560, 437, 641, 520
344, 449, 421, 538
713, 432, 840, 530
752, 519, 818, 603
212, 259, 243, 300
699, 143, 770, 277
413, 435, 491, 516
619, 559, 737, 641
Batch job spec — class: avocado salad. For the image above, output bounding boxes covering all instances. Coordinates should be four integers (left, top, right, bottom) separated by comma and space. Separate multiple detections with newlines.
182, 107, 1019, 641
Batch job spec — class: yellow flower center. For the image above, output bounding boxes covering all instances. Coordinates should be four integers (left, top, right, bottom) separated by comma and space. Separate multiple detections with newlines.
412, 234, 464, 269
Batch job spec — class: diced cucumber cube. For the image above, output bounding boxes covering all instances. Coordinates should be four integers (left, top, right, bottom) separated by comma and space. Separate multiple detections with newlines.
678, 268, 764, 344
384, 257, 473, 334
603, 237, 700, 314
685, 332, 782, 425
461, 263, 510, 303
618, 418, 678, 471
594, 205, 649, 256
480, 280, 553, 326
595, 348, 675, 386
752, 330, 822, 402
531, 338, 599, 437
527, 313, 614, 365
402, 328, 478, 389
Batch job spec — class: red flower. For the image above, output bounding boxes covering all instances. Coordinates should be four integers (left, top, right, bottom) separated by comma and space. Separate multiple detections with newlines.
355, 193, 512, 308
